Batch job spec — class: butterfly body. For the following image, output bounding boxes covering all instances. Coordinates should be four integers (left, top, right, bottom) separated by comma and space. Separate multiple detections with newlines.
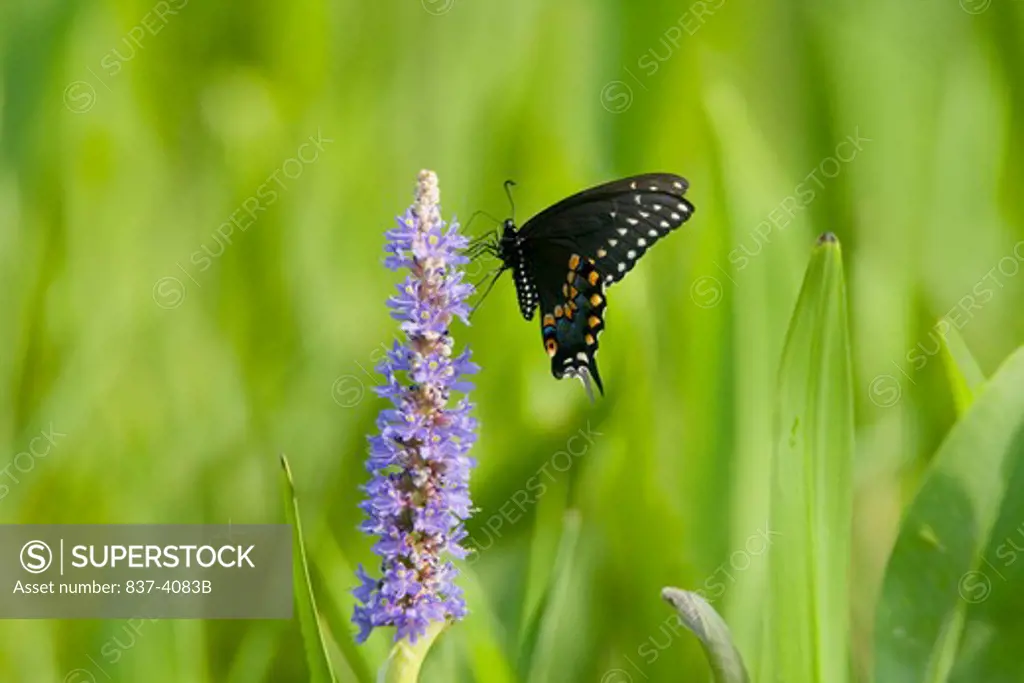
489, 173, 695, 397
498, 222, 539, 320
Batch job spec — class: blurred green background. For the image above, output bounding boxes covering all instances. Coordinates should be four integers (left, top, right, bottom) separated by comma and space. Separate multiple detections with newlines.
1, 0, 1023, 681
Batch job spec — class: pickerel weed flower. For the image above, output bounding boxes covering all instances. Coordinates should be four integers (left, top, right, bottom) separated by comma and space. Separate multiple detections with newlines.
353, 170, 478, 644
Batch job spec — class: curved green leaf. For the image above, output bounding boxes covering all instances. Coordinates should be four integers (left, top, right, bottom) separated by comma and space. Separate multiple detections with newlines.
662, 588, 749, 683
874, 348, 1024, 683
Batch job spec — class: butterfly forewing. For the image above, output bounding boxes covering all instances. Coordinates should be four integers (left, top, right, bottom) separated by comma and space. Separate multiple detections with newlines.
519, 173, 694, 285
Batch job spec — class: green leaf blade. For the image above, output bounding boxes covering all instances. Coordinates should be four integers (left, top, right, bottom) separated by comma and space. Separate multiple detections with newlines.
938, 319, 986, 416
280, 454, 338, 683
767, 234, 854, 683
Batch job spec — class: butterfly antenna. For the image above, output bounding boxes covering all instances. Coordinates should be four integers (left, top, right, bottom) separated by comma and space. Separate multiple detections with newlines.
468, 267, 505, 320
504, 179, 517, 224
465, 210, 503, 237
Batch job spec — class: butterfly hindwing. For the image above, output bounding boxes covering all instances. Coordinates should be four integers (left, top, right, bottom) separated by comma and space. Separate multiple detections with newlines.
539, 254, 606, 397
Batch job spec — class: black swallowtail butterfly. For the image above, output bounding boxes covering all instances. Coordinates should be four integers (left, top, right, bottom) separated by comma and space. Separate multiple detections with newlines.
470, 173, 695, 399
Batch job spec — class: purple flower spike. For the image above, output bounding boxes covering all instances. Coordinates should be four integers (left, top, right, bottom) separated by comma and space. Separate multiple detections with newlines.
353, 170, 478, 644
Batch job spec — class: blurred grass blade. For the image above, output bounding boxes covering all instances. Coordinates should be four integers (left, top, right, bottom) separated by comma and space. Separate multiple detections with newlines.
312, 538, 377, 683
517, 471, 569, 649
767, 233, 854, 683
524, 510, 582, 683
938, 319, 986, 416
704, 81, 813, 673
458, 565, 520, 683
661, 588, 749, 683
224, 626, 281, 683
280, 454, 338, 683
379, 622, 445, 683
874, 348, 1024, 683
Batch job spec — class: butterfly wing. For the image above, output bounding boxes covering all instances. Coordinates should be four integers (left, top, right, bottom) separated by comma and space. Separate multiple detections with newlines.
519, 173, 694, 286
527, 245, 608, 397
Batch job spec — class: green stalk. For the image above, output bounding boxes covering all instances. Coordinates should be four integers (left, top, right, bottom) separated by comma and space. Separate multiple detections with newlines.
379, 622, 446, 683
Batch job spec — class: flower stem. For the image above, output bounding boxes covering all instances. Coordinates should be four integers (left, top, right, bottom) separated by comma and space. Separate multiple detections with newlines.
378, 621, 446, 683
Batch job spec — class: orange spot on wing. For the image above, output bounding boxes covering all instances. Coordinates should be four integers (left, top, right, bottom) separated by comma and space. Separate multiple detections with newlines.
554, 305, 564, 318
568, 254, 581, 270
543, 314, 555, 327
588, 315, 601, 328
585, 334, 595, 345
590, 293, 603, 307
545, 339, 558, 356
588, 271, 600, 286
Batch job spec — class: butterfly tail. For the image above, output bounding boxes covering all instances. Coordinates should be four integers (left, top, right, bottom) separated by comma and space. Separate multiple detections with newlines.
588, 362, 604, 396
576, 364, 604, 402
